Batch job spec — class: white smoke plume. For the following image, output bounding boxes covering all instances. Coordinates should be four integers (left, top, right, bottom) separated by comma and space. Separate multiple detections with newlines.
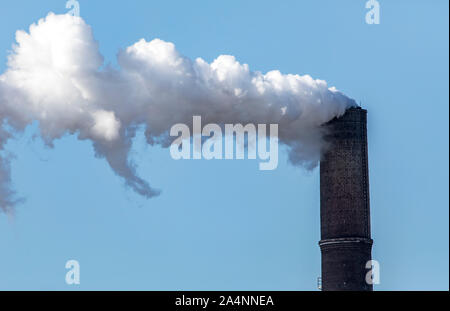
0, 13, 356, 212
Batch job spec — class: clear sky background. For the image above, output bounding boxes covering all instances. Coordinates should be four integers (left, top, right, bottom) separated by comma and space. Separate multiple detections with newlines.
0, 0, 448, 290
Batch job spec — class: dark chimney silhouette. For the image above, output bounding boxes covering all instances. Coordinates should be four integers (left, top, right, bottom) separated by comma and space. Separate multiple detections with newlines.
319, 107, 373, 291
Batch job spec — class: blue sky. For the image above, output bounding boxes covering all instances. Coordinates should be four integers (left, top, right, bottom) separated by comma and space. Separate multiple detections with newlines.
0, 0, 448, 290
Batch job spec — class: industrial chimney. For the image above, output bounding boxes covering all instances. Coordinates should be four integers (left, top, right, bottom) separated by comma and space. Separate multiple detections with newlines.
319, 106, 373, 291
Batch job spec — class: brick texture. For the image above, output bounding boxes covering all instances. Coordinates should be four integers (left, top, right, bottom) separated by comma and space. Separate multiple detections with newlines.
319, 107, 373, 291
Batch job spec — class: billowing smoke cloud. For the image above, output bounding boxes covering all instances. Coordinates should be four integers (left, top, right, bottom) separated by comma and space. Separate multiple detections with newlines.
0, 13, 355, 212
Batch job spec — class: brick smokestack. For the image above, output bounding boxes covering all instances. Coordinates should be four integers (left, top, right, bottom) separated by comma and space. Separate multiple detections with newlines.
319, 107, 373, 291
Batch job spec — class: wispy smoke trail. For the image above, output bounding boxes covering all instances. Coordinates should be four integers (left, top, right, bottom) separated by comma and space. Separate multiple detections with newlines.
0, 13, 356, 212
